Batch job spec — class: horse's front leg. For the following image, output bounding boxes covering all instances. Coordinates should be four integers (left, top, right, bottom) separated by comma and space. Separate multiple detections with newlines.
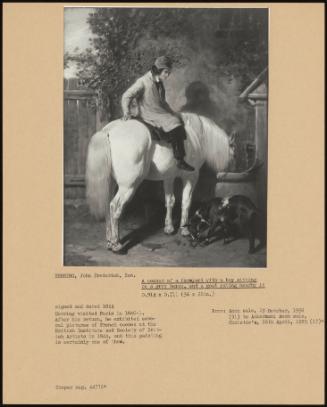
163, 178, 175, 234
105, 201, 112, 250
180, 173, 199, 236
110, 186, 135, 253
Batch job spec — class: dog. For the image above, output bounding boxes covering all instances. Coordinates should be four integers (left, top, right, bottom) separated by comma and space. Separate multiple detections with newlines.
188, 197, 224, 245
188, 195, 266, 253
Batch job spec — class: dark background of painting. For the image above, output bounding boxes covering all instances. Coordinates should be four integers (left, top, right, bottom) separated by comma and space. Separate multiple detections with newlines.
65, 8, 267, 135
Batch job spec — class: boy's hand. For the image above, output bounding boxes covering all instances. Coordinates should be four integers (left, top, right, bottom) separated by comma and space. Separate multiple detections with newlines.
122, 113, 131, 121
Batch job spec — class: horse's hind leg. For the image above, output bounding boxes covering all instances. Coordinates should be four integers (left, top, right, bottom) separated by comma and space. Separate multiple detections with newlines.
110, 186, 135, 252
105, 201, 112, 250
180, 173, 199, 236
163, 178, 175, 234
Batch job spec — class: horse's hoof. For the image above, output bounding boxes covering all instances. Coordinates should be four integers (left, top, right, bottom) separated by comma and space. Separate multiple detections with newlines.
111, 242, 124, 253
164, 225, 174, 235
180, 227, 190, 237
107, 241, 113, 251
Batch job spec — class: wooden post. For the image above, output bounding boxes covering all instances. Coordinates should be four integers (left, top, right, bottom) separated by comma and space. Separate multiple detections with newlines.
253, 98, 268, 229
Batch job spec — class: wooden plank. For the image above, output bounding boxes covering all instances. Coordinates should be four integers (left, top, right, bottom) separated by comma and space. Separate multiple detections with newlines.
64, 95, 97, 100
77, 98, 88, 175
65, 181, 85, 187
64, 175, 85, 188
247, 93, 268, 100
64, 90, 97, 97
64, 99, 79, 176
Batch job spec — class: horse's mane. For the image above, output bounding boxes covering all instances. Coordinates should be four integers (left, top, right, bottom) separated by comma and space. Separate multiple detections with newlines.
181, 112, 231, 172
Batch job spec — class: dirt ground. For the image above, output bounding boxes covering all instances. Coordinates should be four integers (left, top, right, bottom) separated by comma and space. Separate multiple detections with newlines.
64, 200, 266, 268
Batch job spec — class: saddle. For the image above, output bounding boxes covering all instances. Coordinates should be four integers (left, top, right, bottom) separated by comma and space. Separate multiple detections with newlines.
133, 117, 179, 143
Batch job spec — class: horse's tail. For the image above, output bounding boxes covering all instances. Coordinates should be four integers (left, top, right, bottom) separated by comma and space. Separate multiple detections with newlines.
85, 130, 113, 220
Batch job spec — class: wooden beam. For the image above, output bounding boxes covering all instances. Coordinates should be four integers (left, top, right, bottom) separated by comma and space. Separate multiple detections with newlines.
64, 175, 85, 187
247, 93, 268, 100
239, 67, 268, 100
64, 95, 96, 101
64, 90, 97, 98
